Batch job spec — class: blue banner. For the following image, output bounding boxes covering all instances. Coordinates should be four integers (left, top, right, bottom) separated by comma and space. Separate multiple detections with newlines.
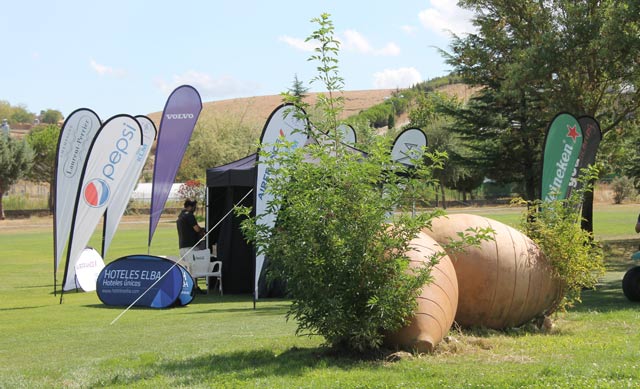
97, 255, 185, 308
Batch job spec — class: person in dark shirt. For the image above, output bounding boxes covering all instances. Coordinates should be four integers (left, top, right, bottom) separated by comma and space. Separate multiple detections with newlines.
177, 199, 205, 255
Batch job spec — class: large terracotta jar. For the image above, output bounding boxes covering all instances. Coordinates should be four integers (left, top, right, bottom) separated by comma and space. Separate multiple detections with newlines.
424, 214, 561, 329
385, 231, 458, 352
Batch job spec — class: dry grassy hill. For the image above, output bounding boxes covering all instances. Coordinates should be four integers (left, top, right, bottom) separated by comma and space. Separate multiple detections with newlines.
148, 89, 398, 130
147, 84, 478, 130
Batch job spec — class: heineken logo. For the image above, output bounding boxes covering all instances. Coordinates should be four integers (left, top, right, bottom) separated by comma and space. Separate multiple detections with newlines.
566, 125, 581, 142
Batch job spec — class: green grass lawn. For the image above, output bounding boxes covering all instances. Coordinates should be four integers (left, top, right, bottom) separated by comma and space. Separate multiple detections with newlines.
1, 205, 640, 388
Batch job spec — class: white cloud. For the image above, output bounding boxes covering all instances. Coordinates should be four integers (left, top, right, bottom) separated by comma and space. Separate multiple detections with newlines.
418, 0, 476, 37
278, 35, 318, 52
341, 30, 400, 56
90, 59, 126, 78
373, 67, 422, 89
401, 25, 418, 36
155, 70, 260, 99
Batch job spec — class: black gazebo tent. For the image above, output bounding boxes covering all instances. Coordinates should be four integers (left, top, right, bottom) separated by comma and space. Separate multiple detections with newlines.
205, 153, 257, 295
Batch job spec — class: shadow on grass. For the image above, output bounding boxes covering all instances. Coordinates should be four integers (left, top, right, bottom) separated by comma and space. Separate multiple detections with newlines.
572, 277, 640, 312
92, 346, 368, 387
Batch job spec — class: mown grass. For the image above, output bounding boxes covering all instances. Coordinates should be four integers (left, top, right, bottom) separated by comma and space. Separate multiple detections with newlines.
1, 204, 640, 388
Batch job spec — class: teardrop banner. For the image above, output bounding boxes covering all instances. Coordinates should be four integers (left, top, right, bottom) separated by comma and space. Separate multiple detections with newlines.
254, 103, 309, 301
391, 127, 427, 167
540, 113, 584, 202
565, 116, 602, 199
148, 85, 202, 248
61, 115, 143, 294
96, 255, 186, 308
102, 115, 157, 257
53, 109, 102, 288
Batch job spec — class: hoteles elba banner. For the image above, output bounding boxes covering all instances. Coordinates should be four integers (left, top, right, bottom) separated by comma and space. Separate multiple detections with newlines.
541, 113, 584, 202
61, 115, 142, 295
148, 85, 202, 248
254, 103, 309, 300
102, 115, 157, 257
53, 108, 102, 289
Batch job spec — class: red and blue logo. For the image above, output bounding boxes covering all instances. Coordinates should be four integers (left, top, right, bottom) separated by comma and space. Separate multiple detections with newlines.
83, 178, 110, 207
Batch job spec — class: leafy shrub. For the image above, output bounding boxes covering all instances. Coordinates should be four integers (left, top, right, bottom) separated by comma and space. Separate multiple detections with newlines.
611, 175, 636, 204
517, 169, 605, 313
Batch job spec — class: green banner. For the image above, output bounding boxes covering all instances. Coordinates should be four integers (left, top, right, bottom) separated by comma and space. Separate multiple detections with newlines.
541, 113, 583, 202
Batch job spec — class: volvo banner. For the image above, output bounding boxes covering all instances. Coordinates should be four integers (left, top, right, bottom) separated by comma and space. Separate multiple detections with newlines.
53, 109, 102, 285
61, 115, 142, 294
102, 115, 157, 257
254, 104, 309, 300
541, 113, 584, 202
148, 85, 202, 248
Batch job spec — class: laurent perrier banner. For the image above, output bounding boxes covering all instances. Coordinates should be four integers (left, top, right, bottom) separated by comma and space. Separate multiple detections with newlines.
54, 109, 102, 283
61, 115, 142, 293
541, 113, 584, 202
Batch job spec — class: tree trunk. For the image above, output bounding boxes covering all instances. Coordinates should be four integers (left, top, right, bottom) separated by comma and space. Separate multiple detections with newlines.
48, 179, 54, 212
0, 191, 4, 220
580, 179, 596, 233
440, 185, 447, 209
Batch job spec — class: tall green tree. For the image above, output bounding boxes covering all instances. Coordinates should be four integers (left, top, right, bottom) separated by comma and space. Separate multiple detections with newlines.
287, 74, 309, 99
39, 109, 63, 124
444, 0, 640, 202
26, 124, 60, 210
0, 136, 34, 219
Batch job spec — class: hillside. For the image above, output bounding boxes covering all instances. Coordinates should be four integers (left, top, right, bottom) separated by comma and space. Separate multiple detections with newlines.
147, 84, 478, 130
148, 89, 397, 130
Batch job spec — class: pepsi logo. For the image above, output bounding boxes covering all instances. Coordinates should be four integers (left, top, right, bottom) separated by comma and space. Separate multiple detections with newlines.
83, 178, 110, 207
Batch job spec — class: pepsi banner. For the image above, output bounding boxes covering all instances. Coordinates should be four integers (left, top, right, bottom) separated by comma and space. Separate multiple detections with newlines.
254, 104, 309, 299
541, 113, 584, 202
62, 115, 142, 292
148, 85, 202, 247
97, 255, 190, 308
54, 109, 102, 280
102, 115, 157, 257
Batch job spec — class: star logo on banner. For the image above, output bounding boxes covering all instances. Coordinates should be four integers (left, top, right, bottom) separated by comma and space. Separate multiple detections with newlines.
566, 125, 581, 142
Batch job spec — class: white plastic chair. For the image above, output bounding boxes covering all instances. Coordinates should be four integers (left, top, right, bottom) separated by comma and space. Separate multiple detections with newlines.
189, 250, 222, 295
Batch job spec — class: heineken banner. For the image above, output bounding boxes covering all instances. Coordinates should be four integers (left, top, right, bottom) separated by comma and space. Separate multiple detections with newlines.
391, 127, 427, 167
62, 115, 142, 293
541, 113, 584, 202
148, 85, 202, 247
254, 104, 309, 300
565, 116, 602, 199
53, 109, 102, 282
102, 115, 157, 257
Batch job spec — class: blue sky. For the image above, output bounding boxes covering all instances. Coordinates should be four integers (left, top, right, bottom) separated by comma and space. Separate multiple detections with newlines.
0, 0, 475, 119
